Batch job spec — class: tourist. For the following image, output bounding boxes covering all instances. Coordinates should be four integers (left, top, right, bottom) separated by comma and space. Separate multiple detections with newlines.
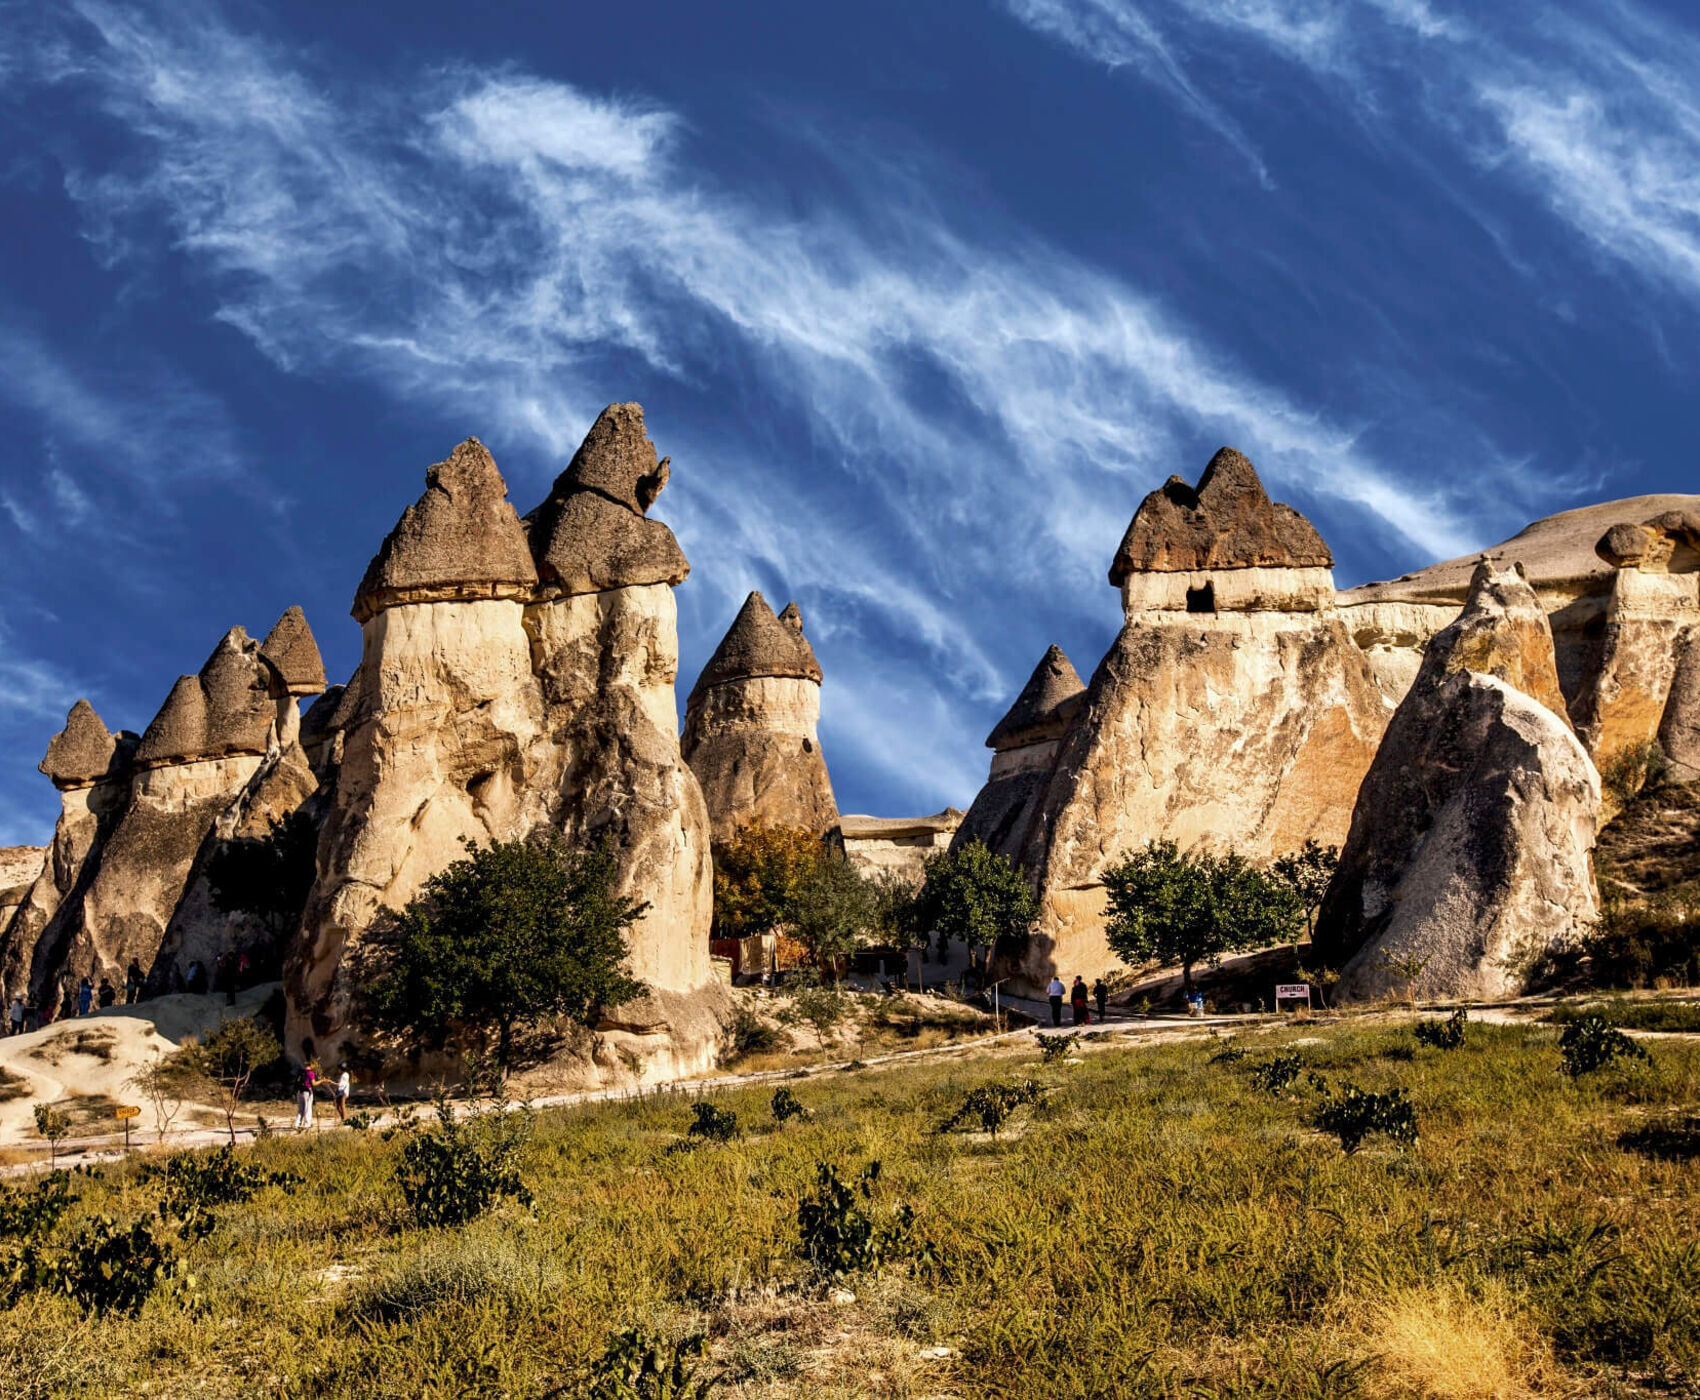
294, 1062, 318, 1131
97, 978, 116, 1009
125, 960, 144, 1004
333, 1065, 351, 1123
77, 977, 93, 1018
1093, 978, 1108, 1023
7, 995, 23, 1036
1046, 975, 1065, 1027
1070, 976, 1090, 1026
186, 960, 206, 996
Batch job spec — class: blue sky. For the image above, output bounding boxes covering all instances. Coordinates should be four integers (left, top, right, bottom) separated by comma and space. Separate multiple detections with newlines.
2, 0, 1699, 843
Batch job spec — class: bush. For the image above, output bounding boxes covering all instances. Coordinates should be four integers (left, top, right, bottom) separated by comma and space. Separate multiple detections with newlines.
939, 1079, 1043, 1138
31, 1105, 71, 1167
140, 1145, 301, 1241
1601, 740, 1669, 809
396, 1100, 534, 1228
770, 1088, 809, 1123
586, 1327, 720, 1399
723, 1005, 778, 1061
1250, 1053, 1304, 1095
1316, 1086, 1418, 1154
49, 1215, 179, 1316
1560, 1015, 1652, 1078
686, 1102, 740, 1143
1415, 1008, 1468, 1050
1548, 999, 1700, 1033
776, 977, 847, 1053
353, 1233, 558, 1322
1035, 1032, 1079, 1063
796, 1161, 915, 1281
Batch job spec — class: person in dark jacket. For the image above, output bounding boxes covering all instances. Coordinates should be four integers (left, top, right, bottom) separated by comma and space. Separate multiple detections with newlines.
1070, 976, 1090, 1026
1092, 978, 1108, 1023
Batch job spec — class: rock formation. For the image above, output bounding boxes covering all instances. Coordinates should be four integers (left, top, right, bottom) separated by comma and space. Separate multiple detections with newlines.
288, 406, 724, 1081
0, 849, 44, 945
1662, 628, 1700, 782
1317, 562, 1601, 1001
0, 701, 134, 1005
953, 645, 1084, 863
1013, 448, 1391, 990
835, 810, 964, 887
682, 591, 837, 842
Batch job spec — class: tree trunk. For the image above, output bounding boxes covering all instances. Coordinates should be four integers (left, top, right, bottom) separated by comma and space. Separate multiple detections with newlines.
497, 1018, 513, 1077
1182, 962, 1195, 995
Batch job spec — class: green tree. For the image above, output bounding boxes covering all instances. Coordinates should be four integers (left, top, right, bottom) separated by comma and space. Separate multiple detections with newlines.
911, 840, 1037, 970
206, 810, 320, 943
172, 1015, 282, 1145
786, 855, 876, 977
1101, 840, 1299, 994
1270, 840, 1339, 944
777, 976, 848, 1055
711, 821, 824, 942
33, 1104, 71, 1168
360, 835, 645, 1074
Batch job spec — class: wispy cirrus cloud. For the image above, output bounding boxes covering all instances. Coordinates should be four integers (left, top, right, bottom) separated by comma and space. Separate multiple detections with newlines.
1002, 0, 1700, 307
6, 0, 1517, 812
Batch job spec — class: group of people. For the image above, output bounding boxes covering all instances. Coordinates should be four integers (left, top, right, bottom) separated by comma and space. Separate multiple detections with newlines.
1046, 974, 1109, 1028
292, 1062, 353, 1130
6, 963, 142, 1035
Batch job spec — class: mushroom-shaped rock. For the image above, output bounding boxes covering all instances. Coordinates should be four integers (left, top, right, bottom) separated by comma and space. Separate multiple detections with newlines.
260, 606, 328, 695
1596, 511, 1700, 573
985, 645, 1085, 750
353, 438, 538, 622
134, 628, 278, 767
39, 699, 120, 788
1110, 447, 1332, 584
689, 591, 823, 701
1317, 560, 1599, 1002
526, 403, 689, 595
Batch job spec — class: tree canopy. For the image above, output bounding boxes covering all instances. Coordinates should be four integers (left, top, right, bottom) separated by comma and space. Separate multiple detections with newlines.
711, 821, 882, 975
172, 1015, 282, 1144
1101, 840, 1299, 992
911, 839, 1037, 960
1269, 840, 1339, 943
359, 835, 645, 1071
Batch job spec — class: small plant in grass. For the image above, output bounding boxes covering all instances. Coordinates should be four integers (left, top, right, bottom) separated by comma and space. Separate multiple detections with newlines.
686, 1101, 740, 1143
346, 1109, 379, 1132
1250, 1053, 1304, 1095
128, 1056, 196, 1142
1035, 1032, 1079, 1063
797, 1160, 916, 1280
33, 1104, 71, 1167
1415, 1007, 1468, 1050
1559, 1015, 1652, 1078
396, 1097, 533, 1228
1376, 950, 1428, 1012
776, 976, 847, 1055
49, 1215, 182, 1316
723, 1005, 779, 1061
586, 1326, 720, 1399
140, 1145, 301, 1242
939, 1078, 1044, 1138
1207, 1032, 1247, 1064
1316, 1086, 1418, 1154
770, 1087, 810, 1123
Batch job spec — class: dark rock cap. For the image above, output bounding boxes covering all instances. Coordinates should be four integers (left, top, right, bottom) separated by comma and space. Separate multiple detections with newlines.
1420, 561, 1569, 722
39, 699, 120, 787
1595, 510, 1700, 570
689, 591, 823, 701
526, 403, 688, 595
353, 438, 538, 623
259, 606, 327, 696
134, 628, 278, 767
986, 645, 1086, 749
1110, 447, 1333, 585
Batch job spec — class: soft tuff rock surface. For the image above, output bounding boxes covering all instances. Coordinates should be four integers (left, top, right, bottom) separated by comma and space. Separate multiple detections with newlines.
39, 700, 119, 787
261, 606, 329, 696
683, 593, 837, 842
1318, 563, 1601, 1002
289, 412, 724, 1079
0, 848, 46, 946
1012, 451, 1390, 992
1662, 627, 1700, 781
955, 646, 1085, 864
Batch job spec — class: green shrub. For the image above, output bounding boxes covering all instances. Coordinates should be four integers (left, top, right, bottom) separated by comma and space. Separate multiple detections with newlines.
770, 1088, 809, 1123
396, 1100, 533, 1228
1415, 1007, 1468, 1049
0, 1171, 76, 1243
1549, 998, 1700, 1033
1250, 1053, 1304, 1095
586, 1326, 720, 1399
1035, 1032, 1079, 1063
939, 1078, 1043, 1138
1601, 740, 1669, 809
49, 1215, 179, 1316
1315, 1086, 1418, 1154
1560, 1015, 1652, 1077
686, 1102, 740, 1143
723, 1005, 778, 1060
796, 1161, 915, 1281
32, 1104, 70, 1166
140, 1145, 301, 1241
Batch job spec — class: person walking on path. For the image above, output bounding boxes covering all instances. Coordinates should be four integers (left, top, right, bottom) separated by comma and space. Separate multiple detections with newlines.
77, 977, 93, 1018
1070, 976, 1090, 1026
7, 995, 23, 1036
125, 960, 144, 1004
333, 1066, 351, 1124
97, 978, 116, 1009
1093, 978, 1108, 1023
294, 1063, 318, 1131
1046, 976, 1065, 1028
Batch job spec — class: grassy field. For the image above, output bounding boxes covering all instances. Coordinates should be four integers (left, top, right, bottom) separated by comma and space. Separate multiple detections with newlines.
4, 1014, 1699, 1399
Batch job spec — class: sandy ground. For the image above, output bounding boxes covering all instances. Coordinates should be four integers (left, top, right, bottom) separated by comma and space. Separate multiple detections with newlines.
0, 983, 279, 1148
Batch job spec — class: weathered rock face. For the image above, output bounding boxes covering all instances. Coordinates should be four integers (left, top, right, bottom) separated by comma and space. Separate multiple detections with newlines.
1317, 563, 1601, 1002
289, 406, 724, 1080
835, 810, 963, 887
682, 592, 837, 842
1662, 627, 1700, 782
954, 645, 1084, 864
1014, 450, 1391, 990
0, 848, 46, 949
27, 617, 325, 1003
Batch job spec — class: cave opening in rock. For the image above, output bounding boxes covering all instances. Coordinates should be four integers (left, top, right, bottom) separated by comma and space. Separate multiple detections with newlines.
1186, 582, 1216, 614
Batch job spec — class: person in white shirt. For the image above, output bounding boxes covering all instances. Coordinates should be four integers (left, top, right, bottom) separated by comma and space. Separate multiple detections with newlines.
7, 996, 23, 1036
333, 1066, 351, 1123
1046, 976, 1066, 1028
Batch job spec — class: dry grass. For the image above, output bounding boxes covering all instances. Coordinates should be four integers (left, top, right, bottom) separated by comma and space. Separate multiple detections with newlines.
1364, 1279, 1552, 1399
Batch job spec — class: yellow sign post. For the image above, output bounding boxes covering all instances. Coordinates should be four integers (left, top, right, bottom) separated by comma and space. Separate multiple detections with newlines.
115, 1103, 140, 1150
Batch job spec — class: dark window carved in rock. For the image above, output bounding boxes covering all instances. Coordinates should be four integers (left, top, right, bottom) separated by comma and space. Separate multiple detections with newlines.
1186, 582, 1216, 614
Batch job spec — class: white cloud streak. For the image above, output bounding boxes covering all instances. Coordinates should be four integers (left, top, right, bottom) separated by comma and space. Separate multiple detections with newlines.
9, 0, 1505, 812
